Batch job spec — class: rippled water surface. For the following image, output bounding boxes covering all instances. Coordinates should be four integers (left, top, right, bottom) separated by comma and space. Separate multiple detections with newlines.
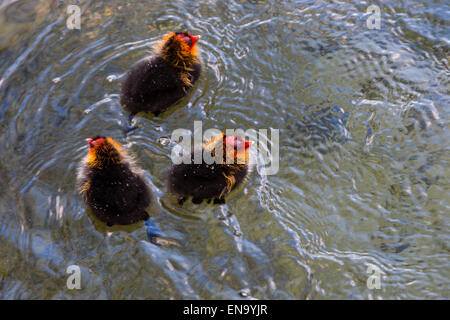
0, 0, 449, 299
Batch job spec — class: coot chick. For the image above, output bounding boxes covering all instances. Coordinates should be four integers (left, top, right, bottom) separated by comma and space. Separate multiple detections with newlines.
168, 133, 252, 205
77, 136, 151, 226
121, 31, 202, 117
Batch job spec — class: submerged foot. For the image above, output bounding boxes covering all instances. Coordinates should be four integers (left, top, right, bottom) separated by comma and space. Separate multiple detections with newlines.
124, 113, 139, 135
145, 219, 182, 247
149, 236, 183, 247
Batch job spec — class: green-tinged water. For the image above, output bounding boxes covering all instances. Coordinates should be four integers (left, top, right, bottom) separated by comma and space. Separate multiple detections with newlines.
0, 0, 448, 299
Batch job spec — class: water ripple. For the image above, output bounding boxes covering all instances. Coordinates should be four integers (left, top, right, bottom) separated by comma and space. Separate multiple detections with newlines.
0, 0, 448, 299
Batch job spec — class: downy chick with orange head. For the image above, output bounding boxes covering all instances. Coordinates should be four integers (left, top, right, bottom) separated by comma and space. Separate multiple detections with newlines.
121, 31, 201, 117
77, 136, 151, 226
168, 133, 252, 205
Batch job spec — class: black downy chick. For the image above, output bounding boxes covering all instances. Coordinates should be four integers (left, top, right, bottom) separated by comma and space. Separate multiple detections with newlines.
77, 136, 151, 226
121, 31, 202, 117
168, 133, 252, 205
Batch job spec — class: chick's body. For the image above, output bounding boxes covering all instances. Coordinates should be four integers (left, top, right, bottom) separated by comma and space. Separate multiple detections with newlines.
169, 162, 248, 204
78, 136, 151, 226
168, 133, 252, 204
121, 32, 202, 115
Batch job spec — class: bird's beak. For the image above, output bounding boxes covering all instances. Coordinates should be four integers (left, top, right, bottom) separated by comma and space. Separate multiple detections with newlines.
86, 138, 93, 144
190, 34, 200, 46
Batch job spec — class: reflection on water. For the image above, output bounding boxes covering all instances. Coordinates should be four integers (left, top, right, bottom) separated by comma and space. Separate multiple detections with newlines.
0, 0, 448, 299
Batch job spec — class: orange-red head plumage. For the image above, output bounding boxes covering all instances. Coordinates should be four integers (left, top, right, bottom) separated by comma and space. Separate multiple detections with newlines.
155, 31, 200, 77
85, 136, 126, 168
204, 133, 252, 165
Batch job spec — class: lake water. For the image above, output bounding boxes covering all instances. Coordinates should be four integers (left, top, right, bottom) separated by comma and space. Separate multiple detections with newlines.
0, 0, 448, 299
